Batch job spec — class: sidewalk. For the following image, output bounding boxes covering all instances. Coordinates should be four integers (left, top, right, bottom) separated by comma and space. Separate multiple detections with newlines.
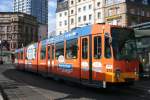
0, 65, 49, 100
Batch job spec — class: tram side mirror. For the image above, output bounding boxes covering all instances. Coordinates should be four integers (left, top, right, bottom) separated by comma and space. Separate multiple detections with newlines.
105, 33, 112, 44
109, 37, 112, 44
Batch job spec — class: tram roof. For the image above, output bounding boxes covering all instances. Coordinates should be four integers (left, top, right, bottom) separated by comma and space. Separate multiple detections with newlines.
46, 25, 92, 44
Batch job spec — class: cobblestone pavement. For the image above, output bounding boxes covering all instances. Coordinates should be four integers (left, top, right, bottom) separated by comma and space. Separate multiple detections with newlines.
0, 64, 150, 100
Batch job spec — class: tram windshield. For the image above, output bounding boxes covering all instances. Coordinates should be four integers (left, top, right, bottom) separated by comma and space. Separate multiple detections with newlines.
112, 28, 137, 60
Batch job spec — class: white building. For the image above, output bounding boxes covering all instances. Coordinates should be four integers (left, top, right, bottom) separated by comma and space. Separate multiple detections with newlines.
56, 0, 105, 35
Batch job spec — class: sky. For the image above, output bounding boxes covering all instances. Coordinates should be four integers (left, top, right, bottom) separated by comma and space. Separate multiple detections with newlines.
0, 0, 57, 33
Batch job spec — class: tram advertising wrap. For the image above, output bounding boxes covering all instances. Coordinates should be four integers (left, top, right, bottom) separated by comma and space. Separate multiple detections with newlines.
15, 24, 139, 88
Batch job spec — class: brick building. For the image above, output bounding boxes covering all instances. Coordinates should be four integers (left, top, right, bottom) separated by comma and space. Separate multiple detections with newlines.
0, 12, 38, 51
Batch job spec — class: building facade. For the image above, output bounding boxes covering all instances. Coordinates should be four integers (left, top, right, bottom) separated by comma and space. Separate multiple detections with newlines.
105, 0, 150, 26
56, 0, 150, 35
56, 0, 105, 35
13, 0, 48, 24
0, 12, 38, 51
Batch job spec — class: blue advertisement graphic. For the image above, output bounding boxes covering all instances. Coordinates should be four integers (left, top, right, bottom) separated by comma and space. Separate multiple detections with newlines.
58, 64, 72, 73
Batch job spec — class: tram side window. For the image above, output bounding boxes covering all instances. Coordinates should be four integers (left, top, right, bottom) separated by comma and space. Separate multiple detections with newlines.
20, 52, 24, 59
94, 36, 101, 59
52, 45, 55, 60
48, 46, 50, 60
66, 39, 78, 59
48, 45, 55, 60
15, 53, 18, 59
105, 36, 111, 58
82, 38, 88, 59
40, 45, 46, 60
55, 42, 64, 59
27, 48, 36, 60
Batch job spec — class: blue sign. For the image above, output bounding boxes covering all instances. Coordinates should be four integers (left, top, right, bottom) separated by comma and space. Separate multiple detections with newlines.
59, 64, 72, 69
58, 64, 72, 72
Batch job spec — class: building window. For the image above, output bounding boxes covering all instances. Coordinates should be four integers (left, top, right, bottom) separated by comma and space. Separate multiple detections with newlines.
108, 9, 112, 16
71, 0, 74, 5
64, 12, 67, 16
78, 16, 81, 22
89, 14, 92, 20
97, 2, 100, 7
117, 19, 121, 25
78, 8, 81, 12
116, 7, 120, 15
59, 13, 62, 17
7, 26, 11, 32
89, 5, 92, 9
141, 10, 145, 16
147, 12, 150, 17
83, 16, 86, 21
130, 8, 135, 14
71, 10, 74, 14
64, 20, 67, 26
83, 6, 86, 11
105, 0, 113, 5
59, 21, 62, 26
114, 0, 121, 3
71, 18, 74, 24
97, 12, 101, 19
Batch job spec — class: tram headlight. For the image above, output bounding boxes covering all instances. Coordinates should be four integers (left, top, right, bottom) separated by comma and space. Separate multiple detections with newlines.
134, 68, 139, 77
106, 64, 113, 72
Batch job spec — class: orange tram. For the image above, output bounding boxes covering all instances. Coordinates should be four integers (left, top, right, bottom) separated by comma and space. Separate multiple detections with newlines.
14, 24, 139, 88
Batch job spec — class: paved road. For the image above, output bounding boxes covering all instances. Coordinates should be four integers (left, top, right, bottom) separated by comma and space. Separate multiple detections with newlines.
0, 64, 150, 100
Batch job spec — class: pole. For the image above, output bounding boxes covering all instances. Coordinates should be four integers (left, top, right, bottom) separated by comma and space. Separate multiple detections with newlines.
0, 40, 2, 64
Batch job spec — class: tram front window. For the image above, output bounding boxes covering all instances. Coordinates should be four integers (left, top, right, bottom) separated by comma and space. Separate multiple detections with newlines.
112, 28, 137, 60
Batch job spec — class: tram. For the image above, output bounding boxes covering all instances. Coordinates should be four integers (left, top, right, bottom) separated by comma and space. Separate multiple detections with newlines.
14, 24, 139, 88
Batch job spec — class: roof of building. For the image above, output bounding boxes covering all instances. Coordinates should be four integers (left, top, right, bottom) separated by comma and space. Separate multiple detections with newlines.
0, 12, 36, 18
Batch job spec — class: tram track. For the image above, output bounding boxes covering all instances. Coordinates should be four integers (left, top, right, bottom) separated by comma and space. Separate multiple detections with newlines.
1, 65, 150, 100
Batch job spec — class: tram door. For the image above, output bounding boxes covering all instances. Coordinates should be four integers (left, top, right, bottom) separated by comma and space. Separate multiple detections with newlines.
80, 36, 92, 81
47, 45, 54, 73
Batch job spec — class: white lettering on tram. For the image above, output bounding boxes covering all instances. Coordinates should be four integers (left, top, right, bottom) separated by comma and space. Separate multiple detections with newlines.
81, 62, 89, 71
106, 64, 113, 69
92, 62, 102, 72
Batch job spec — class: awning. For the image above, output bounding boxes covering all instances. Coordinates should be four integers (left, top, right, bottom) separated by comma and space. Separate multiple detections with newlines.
134, 29, 150, 38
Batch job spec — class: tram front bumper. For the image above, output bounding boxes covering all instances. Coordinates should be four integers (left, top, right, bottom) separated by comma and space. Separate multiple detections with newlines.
114, 72, 139, 82
105, 72, 139, 83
